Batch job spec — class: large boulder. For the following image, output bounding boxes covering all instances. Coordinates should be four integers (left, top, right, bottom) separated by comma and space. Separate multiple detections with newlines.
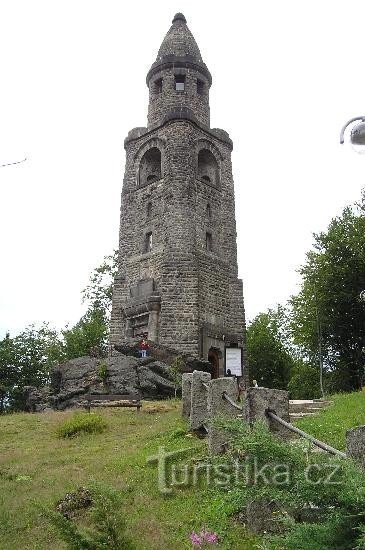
23, 385, 54, 412
114, 340, 214, 374
25, 353, 177, 411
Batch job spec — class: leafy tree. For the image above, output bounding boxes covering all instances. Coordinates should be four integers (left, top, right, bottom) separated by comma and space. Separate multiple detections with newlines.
62, 308, 108, 360
62, 251, 119, 360
0, 252, 118, 411
246, 308, 294, 389
0, 325, 63, 411
288, 361, 322, 400
82, 250, 118, 316
0, 333, 17, 412
290, 199, 365, 392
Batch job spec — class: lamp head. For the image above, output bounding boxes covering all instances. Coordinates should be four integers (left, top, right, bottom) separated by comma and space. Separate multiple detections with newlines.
351, 121, 365, 153
340, 116, 365, 151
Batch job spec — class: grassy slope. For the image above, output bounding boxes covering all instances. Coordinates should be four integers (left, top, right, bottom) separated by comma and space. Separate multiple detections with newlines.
0, 401, 256, 550
2, 393, 363, 549
295, 391, 365, 450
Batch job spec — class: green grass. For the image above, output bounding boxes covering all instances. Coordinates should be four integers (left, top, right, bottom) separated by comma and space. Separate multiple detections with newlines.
56, 412, 107, 438
0, 400, 257, 549
2, 393, 363, 549
295, 391, 365, 450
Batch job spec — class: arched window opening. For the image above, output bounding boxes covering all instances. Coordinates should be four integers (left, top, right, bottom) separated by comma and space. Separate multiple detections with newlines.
145, 232, 153, 253
206, 203, 212, 219
198, 149, 219, 187
139, 148, 162, 186
147, 202, 152, 219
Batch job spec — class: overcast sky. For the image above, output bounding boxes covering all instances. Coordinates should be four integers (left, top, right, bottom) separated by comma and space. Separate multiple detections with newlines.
1, 0, 365, 338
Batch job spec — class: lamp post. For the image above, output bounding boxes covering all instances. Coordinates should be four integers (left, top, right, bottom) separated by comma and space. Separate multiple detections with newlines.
341, 120, 365, 389
360, 291, 365, 391
340, 116, 365, 153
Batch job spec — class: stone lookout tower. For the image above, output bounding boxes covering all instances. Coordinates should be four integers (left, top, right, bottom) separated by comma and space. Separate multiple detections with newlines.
110, 13, 246, 378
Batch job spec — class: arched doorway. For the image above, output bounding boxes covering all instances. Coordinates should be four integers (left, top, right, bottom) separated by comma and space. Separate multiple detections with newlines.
208, 347, 220, 379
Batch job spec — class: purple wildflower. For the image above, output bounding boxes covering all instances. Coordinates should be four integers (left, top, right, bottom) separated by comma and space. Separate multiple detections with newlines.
204, 531, 219, 544
190, 531, 202, 547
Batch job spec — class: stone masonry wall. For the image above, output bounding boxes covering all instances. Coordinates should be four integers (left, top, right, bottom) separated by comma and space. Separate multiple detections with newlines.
110, 118, 245, 359
148, 67, 210, 129
110, 14, 246, 370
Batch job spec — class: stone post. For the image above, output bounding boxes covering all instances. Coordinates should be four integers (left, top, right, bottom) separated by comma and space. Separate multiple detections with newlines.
147, 310, 159, 342
147, 296, 161, 343
190, 370, 211, 430
246, 499, 287, 535
208, 377, 242, 454
182, 373, 193, 418
125, 318, 133, 339
245, 387, 290, 438
346, 425, 365, 468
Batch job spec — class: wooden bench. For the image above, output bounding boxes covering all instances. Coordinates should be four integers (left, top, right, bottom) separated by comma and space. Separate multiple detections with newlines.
85, 393, 142, 413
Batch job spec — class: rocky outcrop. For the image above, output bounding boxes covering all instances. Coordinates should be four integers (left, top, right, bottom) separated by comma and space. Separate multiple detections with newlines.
114, 340, 213, 374
23, 385, 54, 413
24, 353, 177, 411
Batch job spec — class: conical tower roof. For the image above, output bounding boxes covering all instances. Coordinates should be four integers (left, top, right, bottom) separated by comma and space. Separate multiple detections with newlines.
147, 13, 212, 86
157, 13, 203, 62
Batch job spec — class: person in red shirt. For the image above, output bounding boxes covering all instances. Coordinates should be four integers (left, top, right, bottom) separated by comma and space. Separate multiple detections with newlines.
139, 338, 149, 358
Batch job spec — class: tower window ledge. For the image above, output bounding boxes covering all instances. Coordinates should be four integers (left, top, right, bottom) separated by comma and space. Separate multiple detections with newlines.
138, 177, 163, 189
200, 250, 230, 267
196, 177, 221, 191
128, 247, 164, 263
202, 248, 218, 258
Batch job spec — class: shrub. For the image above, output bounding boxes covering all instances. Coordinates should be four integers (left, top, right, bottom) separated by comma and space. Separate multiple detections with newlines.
212, 418, 365, 549
169, 356, 183, 398
56, 487, 93, 519
56, 413, 107, 438
96, 361, 108, 381
43, 484, 135, 549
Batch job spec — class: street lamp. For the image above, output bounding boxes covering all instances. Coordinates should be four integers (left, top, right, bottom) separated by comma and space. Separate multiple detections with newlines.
341, 123, 365, 389
340, 116, 365, 153
360, 291, 365, 390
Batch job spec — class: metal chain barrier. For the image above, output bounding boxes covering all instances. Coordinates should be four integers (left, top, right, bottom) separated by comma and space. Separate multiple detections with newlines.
222, 391, 243, 411
266, 408, 347, 459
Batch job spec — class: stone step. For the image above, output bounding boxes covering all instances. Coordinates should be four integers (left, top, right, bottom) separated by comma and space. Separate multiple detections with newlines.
289, 412, 317, 421
289, 404, 326, 413
289, 399, 332, 407
289, 400, 332, 413
312, 399, 332, 406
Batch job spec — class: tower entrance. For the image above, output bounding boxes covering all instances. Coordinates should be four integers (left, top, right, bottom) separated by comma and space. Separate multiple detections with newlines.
208, 347, 220, 379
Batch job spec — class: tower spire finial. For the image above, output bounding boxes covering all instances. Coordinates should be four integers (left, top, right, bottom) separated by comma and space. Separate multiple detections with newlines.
172, 12, 187, 24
